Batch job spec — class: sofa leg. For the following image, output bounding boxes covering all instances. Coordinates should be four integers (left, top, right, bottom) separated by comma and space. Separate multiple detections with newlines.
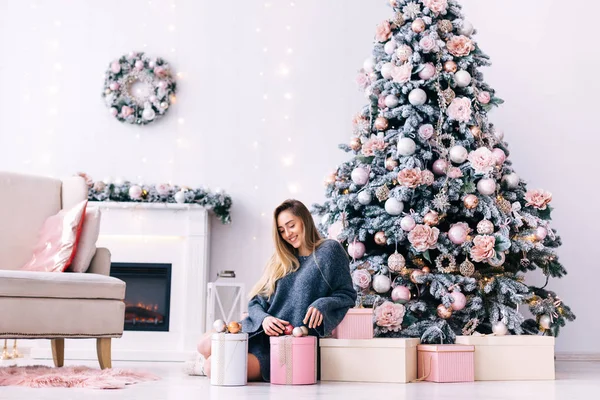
51, 339, 64, 367
97, 338, 112, 369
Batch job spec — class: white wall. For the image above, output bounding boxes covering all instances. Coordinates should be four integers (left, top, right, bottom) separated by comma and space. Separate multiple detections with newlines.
0, 0, 596, 355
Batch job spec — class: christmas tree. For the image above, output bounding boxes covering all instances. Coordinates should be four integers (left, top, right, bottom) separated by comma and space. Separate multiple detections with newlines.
313, 0, 575, 343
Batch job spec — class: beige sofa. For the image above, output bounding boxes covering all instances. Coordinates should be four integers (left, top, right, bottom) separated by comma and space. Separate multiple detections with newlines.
0, 171, 125, 369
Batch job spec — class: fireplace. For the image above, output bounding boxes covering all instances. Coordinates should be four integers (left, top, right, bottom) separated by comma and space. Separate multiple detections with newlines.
110, 262, 172, 332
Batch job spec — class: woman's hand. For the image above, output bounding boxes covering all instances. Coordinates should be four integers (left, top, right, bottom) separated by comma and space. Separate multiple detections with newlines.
262, 316, 289, 336
303, 306, 323, 329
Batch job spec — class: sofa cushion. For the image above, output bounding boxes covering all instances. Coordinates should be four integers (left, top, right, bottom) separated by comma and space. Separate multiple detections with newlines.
0, 172, 62, 270
0, 270, 125, 301
21, 200, 88, 272
69, 208, 101, 273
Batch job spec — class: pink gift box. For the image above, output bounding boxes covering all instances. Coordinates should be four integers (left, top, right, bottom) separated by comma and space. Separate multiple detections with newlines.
332, 308, 373, 339
270, 336, 317, 385
417, 344, 475, 383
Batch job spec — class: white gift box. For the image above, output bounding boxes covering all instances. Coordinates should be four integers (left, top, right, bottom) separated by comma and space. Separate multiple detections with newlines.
320, 338, 420, 383
210, 332, 248, 386
454, 335, 555, 381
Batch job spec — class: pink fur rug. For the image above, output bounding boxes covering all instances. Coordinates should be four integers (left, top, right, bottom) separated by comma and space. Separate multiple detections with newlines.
0, 365, 159, 389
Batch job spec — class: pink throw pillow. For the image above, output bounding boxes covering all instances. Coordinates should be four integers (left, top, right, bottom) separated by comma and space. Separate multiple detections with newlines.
68, 208, 101, 273
21, 200, 88, 272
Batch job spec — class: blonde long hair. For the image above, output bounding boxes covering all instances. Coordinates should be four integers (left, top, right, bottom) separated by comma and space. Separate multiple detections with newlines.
249, 199, 324, 299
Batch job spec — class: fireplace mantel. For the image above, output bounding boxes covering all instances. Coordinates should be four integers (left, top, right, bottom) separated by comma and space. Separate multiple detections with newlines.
32, 202, 211, 362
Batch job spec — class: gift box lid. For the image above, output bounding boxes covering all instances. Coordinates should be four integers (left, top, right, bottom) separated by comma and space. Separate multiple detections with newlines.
418, 344, 474, 353
211, 332, 248, 342
270, 336, 316, 346
320, 338, 420, 348
455, 335, 555, 347
345, 307, 374, 315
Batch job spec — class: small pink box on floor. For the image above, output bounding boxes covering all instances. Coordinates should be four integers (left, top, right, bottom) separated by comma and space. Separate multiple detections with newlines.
270, 336, 317, 385
332, 308, 373, 339
417, 344, 475, 383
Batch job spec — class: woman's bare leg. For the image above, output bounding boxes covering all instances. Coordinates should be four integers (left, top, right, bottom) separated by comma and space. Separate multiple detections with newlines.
197, 330, 216, 358
204, 353, 262, 382
247, 353, 262, 381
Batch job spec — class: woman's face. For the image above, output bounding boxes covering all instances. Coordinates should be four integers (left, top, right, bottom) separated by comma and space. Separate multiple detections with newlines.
276, 210, 305, 250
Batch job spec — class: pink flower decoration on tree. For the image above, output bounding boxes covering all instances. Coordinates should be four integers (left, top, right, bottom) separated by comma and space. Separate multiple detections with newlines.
447, 97, 472, 122
375, 20, 393, 42
478, 91, 491, 104
375, 301, 406, 332
356, 73, 370, 89
468, 147, 496, 174
155, 183, 171, 196
447, 166, 464, 178
392, 63, 413, 84
408, 224, 440, 252
420, 169, 435, 185
418, 124, 435, 140
352, 269, 372, 290
470, 235, 496, 262
423, 0, 449, 14
397, 168, 422, 188
447, 35, 475, 57
362, 135, 387, 156
419, 36, 437, 53
525, 189, 553, 210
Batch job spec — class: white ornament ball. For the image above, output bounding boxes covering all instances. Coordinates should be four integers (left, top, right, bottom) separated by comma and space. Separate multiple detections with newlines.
539, 315, 552, 330
492, 321, 508, 336
174, 190, 187, 204
400, 215, 416, 231
385, 94, 399, 108
128, 185, 143, 200
477, 178, 496, 196
454, 70, 472, 87
450, 291, 467, 311
213, 319, 227, 333
391, 286, 411, 304
363, 57, 376, 73
384, 40, 398, 55
373, 275, 391, 294
385, 198, 404, 215
535, 227, 548, 241
292, 326, 305, 337
459, 20, 474, 36
397, 137, 417, 156
448, 225, 468, 244
300, 326, 309, 336
109, 107, 118, 117
449, 145, 468, 164
502, 173, 520, 189
351, 167, 370, 185
142, 107, 156, 121
418, 63, 436, 80
408, 88, 427, 106
357, 190, 372, 205
396, 45, 413, 62
381, 62, 395, 79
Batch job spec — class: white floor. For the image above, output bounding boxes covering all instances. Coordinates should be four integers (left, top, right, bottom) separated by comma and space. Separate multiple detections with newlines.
1, 360, 599, 399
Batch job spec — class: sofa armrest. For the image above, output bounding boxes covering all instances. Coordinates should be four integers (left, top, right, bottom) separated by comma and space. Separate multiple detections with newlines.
87, 248, 112, 276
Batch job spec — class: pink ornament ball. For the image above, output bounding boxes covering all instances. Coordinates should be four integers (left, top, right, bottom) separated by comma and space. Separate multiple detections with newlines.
348, 241, 366, 259
418, 63, 436, 80
158, 81, 168, 89
110, 61, 121, 73
109, 82, 120, 91
351, 167, 370, 185
392, 286, 411, 304
109, 107, 118, 117
432, 159, 449, 175
450, 291, 467, 311
328, 221, 344, 241
448, 225, 468, 244
492, 148, 506, 165
535, 226, 548, 240
400, 215, 416, 231
135, 60, 144, 70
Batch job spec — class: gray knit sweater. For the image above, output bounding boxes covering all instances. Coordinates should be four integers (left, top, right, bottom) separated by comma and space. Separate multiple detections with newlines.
242, 239, 357, 337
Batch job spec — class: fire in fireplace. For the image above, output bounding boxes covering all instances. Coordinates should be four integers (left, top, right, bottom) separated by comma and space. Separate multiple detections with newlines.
110, 263, 172, 332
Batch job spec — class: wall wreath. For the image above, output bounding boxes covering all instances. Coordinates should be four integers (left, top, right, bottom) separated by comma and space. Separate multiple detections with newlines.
102, 52, 177, 125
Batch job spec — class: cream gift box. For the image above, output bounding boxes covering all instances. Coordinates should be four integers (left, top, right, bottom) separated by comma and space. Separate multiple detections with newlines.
210, 332, 248, 386
320, 338, 420, 383
454, 335, 555, 381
